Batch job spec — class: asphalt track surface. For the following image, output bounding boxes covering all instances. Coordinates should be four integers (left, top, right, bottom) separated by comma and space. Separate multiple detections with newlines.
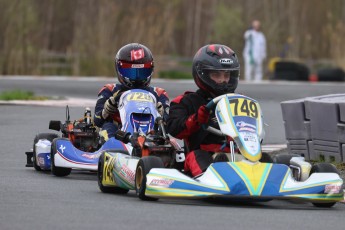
1, 76, 345, 230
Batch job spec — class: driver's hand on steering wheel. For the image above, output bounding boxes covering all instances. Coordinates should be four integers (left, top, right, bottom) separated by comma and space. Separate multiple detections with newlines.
196, 105, 210, 124
156, 102, 164, 117
102, 96, 117, 119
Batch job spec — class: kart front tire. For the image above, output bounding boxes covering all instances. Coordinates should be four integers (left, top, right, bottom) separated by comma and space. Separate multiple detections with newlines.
260, 152, 273, 163
310, 163, 340, 208
50, 139, 72, 177
97, 152, 129, 194
33, 133, 59, 171
135, 156, 164, 201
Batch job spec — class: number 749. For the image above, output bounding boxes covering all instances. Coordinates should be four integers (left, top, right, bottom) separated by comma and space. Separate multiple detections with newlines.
230, 98, 258, 118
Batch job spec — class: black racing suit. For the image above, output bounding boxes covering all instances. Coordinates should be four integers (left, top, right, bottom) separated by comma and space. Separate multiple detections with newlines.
167, 89, 233, 176
94, 83, 170, 139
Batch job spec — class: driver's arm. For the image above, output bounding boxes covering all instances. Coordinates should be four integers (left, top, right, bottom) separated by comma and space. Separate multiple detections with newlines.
153, 87, 170, 121
167, 95, 209, 140
94, 85, 121, 127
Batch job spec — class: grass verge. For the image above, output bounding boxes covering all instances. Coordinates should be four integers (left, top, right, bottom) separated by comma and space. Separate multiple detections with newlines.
0, 90, 49, 101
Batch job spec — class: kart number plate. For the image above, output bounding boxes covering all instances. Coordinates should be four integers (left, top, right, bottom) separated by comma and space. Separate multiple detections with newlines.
229, 98, 259, 118
127, 92, 154, 102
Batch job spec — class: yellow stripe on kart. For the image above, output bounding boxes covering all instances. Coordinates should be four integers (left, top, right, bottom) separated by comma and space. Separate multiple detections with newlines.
229, 162, 272, 196
146, 186, 217, 197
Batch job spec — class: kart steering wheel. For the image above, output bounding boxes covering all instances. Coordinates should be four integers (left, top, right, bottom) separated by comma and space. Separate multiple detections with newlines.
203, 94, 231, 137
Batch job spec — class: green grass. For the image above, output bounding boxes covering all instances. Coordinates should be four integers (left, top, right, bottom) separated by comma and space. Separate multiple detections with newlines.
158, 70, 192, 79
0, 90, 49, 100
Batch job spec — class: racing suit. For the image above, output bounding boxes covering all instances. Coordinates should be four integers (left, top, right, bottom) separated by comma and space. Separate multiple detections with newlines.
167, 89, 233, 177
243, 29, 267, 82
94, 83, 170, 139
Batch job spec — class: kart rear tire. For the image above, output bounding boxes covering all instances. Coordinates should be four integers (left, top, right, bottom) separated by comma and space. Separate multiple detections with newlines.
260, 152, 273, 163
33, 133, 59, 171
135, 156, 164, 201
97, 152, 129, 194
50, 139, 72, 177
310, 163, 340, 208
272, 153, 301, 166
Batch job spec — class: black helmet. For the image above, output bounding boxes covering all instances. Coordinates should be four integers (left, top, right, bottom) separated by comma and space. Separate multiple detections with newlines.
115, 43, 154, 89
192, 44, 240, 96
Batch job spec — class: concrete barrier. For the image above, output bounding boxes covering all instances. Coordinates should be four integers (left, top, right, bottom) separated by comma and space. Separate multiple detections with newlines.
281, 94, 345, 163
281, 98, 312, 160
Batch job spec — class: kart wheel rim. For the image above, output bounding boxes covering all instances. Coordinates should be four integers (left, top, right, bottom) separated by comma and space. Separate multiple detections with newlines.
136, 165, 143, 190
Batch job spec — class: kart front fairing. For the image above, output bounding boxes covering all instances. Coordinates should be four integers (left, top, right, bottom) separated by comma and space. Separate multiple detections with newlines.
214, 94, 265, 162
144, 161, 343, 202
54, 137, 132, 170
118, 89, 158, 135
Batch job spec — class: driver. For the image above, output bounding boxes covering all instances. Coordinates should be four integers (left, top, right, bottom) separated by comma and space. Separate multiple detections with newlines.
94, 43, 170, 140
166, 44, 240, 177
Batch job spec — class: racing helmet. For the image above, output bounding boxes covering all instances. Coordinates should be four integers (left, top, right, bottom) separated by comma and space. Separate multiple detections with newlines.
192, 44, 240, 96
115, 43, 154, 89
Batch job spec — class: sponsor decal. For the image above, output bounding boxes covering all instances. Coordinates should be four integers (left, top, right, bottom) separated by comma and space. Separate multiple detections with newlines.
236, 121, 256, 133
137, 106, 152, 111
243, 133, 257, 142
131, 64, 144, 68
131, 48, 144, 61
81, 152, 102, 159
59, 145, 66, 154
325, 184, 342, 194
239, 127, 256, 133
236, 121, 256, 129
38, 157, 45, 165
219, 58, 233, 65
120, 164, 135, 182
149, 178, 174, 187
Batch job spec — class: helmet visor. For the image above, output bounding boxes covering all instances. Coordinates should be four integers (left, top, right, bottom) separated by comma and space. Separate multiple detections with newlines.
118, 67, 153, 81
117, 61, 153, 81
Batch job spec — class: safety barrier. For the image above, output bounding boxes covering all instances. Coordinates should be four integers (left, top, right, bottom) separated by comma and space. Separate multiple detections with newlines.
281, 94, 345, 163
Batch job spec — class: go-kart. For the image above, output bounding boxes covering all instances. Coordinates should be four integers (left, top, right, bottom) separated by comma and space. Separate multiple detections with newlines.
133, 93, 343, 207
45, 89, 182, 178
44, 88, 169, 177
25, 106, 102, 173
97, 89, 184, 197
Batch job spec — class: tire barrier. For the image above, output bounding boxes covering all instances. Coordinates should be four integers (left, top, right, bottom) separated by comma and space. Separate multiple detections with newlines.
281, 94, 345, 163
317, 67, 345, 82
272, 61, 345, 82
273, 61, 310, 81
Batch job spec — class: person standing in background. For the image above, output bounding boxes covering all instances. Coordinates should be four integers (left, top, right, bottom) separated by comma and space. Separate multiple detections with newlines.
243, 20, 267, 82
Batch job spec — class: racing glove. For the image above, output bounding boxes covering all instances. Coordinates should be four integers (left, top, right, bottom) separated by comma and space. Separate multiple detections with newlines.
196, 105, 210, 124
156, 102, 164, 117
183, 105, 210, 135
102, 96, 117, 119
